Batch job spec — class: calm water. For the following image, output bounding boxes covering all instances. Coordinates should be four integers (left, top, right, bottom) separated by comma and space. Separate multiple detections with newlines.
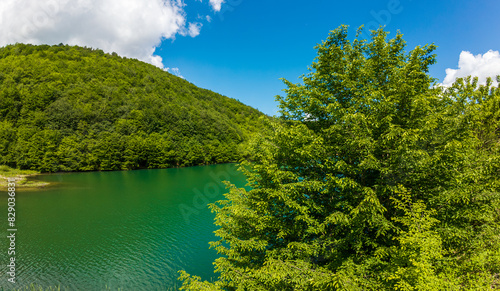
0, 164, 246, 290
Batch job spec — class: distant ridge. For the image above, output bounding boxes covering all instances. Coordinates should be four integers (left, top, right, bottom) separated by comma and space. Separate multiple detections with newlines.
0, 43, 268, 172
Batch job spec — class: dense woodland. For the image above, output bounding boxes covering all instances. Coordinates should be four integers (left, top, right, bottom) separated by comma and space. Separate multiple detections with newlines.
0, 44, 268, 172
180, 26, 500, 290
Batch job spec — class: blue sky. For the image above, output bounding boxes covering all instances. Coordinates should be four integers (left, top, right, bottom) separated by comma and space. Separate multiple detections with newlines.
2, 0, 499, 116
157, 0, 500, 115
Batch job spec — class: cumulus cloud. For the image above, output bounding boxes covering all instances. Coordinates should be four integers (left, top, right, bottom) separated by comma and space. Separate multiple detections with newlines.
209, 0, 225, 12
0, 0, 214, 69
443, 50, 500, 87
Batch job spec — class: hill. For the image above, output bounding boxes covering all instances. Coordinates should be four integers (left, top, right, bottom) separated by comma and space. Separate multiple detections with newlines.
0, 43, 267, 172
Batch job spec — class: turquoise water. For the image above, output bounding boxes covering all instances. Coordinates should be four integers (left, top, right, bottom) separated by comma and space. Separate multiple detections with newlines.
0, 164, 246, 290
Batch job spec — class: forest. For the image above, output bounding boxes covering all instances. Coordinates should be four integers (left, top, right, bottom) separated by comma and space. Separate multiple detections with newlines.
179, 26, 500, 290
0, 43, 268, 172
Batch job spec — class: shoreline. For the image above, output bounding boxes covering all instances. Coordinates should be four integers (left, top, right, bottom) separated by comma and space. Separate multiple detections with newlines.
0, 166, 51, 190
0, 162, 241, 191
0, 173, 51, 190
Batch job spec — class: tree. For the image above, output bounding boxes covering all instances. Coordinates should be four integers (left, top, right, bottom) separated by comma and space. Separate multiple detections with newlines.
179, 26, 500, 290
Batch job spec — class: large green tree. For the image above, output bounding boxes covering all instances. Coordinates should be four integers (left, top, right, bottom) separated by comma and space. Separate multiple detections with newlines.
179, 26, 500, 290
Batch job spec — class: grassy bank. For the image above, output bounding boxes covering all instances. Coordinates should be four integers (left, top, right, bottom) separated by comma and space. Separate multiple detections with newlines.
0, 165, 50, 189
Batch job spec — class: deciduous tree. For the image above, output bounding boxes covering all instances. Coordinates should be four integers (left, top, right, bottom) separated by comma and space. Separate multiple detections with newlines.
179, 26, 500, 290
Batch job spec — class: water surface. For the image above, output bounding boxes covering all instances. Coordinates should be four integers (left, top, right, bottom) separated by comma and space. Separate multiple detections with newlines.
0, 164, 246, 290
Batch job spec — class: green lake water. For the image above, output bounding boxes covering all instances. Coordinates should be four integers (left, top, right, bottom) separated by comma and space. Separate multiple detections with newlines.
0, 164, 246, 290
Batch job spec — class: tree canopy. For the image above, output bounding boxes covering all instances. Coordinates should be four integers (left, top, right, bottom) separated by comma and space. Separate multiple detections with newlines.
179, 26, 500, 290
0, 43, 268, 172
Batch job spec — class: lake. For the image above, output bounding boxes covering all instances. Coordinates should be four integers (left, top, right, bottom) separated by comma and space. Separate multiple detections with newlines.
0, 164, 247, 290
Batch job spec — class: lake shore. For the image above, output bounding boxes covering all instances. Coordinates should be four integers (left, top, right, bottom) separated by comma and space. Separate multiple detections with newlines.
0, 166, 50, 190
0, 162, 241, 191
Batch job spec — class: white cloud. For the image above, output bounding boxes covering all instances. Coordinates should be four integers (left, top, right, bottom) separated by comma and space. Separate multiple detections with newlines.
206, 15, 212, 22
209, 0, 225, 12
443, 50, 500, 87
187, 22, 202, 37
0, 0, 211, 69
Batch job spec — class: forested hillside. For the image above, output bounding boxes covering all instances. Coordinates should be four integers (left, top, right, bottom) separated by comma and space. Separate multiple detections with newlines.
0, 43, 267, 172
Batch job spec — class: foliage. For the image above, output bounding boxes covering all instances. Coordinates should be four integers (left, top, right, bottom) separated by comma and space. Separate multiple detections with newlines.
0, 44, 268, 172
179, 26, 500, 290
0, 164, 37, 176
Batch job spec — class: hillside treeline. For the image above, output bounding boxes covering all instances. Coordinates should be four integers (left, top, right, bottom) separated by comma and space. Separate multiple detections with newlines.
0, 44, 267, 172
